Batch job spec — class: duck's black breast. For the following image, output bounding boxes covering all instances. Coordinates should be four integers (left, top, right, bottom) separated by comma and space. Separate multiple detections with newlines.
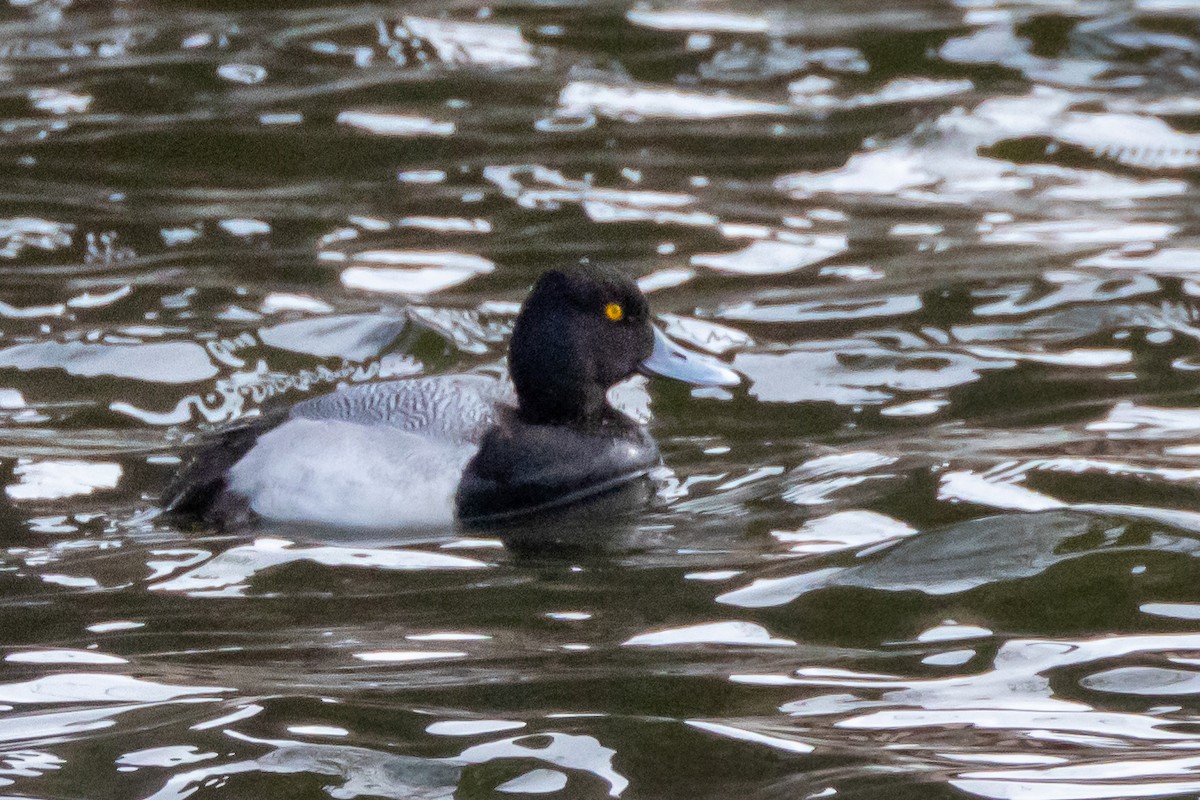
456, 410, 661, 523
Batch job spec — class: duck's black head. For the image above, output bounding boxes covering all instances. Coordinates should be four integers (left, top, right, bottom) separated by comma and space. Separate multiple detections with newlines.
508, 265, 739, 425
509, 265, 654, 424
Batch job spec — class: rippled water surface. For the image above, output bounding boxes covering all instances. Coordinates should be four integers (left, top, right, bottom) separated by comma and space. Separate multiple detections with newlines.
5, 0, 1200, 797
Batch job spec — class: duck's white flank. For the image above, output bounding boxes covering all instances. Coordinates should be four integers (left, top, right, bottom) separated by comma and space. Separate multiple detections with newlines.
227, 418, 478, 528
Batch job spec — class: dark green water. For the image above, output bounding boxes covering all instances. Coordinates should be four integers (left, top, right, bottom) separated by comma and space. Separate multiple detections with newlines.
2, 1, 1200, 798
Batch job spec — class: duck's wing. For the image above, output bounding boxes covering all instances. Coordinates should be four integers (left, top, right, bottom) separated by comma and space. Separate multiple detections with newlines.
289, 373, 512, 444
164, 374, 511, 528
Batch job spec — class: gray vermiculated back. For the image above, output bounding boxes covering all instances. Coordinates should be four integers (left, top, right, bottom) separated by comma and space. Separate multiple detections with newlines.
289, 374, 513, 445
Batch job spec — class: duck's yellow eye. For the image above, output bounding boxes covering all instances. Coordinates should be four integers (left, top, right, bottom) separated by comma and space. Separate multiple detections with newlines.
604, 302, 624, 322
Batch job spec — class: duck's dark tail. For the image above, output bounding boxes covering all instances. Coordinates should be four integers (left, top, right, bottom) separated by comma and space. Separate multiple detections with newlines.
162, 410, 286, 528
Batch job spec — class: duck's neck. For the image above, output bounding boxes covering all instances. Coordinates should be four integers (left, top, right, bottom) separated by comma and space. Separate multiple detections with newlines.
516, 383, 609, 427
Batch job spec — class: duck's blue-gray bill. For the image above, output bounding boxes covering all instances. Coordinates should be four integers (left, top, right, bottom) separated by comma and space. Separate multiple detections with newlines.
639, 326, 741, 387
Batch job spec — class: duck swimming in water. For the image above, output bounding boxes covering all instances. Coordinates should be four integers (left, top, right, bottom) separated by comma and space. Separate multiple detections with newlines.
164, 265, 739, 529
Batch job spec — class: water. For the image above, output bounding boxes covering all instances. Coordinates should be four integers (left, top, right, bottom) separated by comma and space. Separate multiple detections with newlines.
1, 0, 1200, 797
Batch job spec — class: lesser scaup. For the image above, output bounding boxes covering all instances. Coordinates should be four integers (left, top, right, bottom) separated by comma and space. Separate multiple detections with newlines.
164, 265, 738, 529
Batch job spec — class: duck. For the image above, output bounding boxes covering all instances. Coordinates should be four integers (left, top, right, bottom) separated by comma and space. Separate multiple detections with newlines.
163, 265, 739, 530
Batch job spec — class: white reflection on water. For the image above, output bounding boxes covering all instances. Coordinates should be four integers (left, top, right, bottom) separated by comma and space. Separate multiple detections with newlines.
397, 169, 448, 184
3, 704, 203, 746
0, 674, 229, 705
1080, 247, 1200, 278
1088, 402, 1200, 439
398, 216, 491, 234
458, 732, 628, 797
718, 293, 920, 322
191, 703, 264, 731
658, 314, 753, 354
216, 218, 270, 237
721, 496, 1200, 608
1141, 603, 1200, 621
937, 469, 1066, 513
637, 267, 695, 293
1054, 112, 1200, 171
789, 76, 974, 113
722, 632, 1200, 797
142, 735, 461, 800
340, 251, 495, 295
962, 345, 1130, 368
940, 21, 1111, 88
67, 285, 132, 310
623, 620, 795, 648
141, 729, 625, 799
426, 719, 525, 736
353, 651, 468, 663
287, 724, 349, 737
781, 452, 898, 507
1082, 666, 1200, 696
258, 313, 407, 360
772, 509, 916, 555
6, 459, 121, 500
0, 217, 73, 259
923, 649, 975, 666
916, 623, 993, 644
146, 549, 210, 581
40, 573, 100, 589
686, 720, 814, 754
776, 86, 1196, 210
117, 746, 216, 768
6, 650, 127, 665
86, 621, 144, 633
968, 272, 1157, 316
559, 80, 792, 121
0, 341, 217, 383
149, 539, 489, 597
335, 110, 456, 138
980, 220, 1176, 248
0, 750, 63, 787
401, 17, 537, 69
734, 342, 1008, 405
259, 293, 333, 315
406, 632, 491, 642
692, 237, 847, 276
515, 167, 693, 213
881, 397, 948, 417
29, 88, 92, 114
216, 63, 266, 85
625, 8, 771, 34
496, 768, 568, 794
955, 762, 1200, 800
940, 458, 1200, 518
